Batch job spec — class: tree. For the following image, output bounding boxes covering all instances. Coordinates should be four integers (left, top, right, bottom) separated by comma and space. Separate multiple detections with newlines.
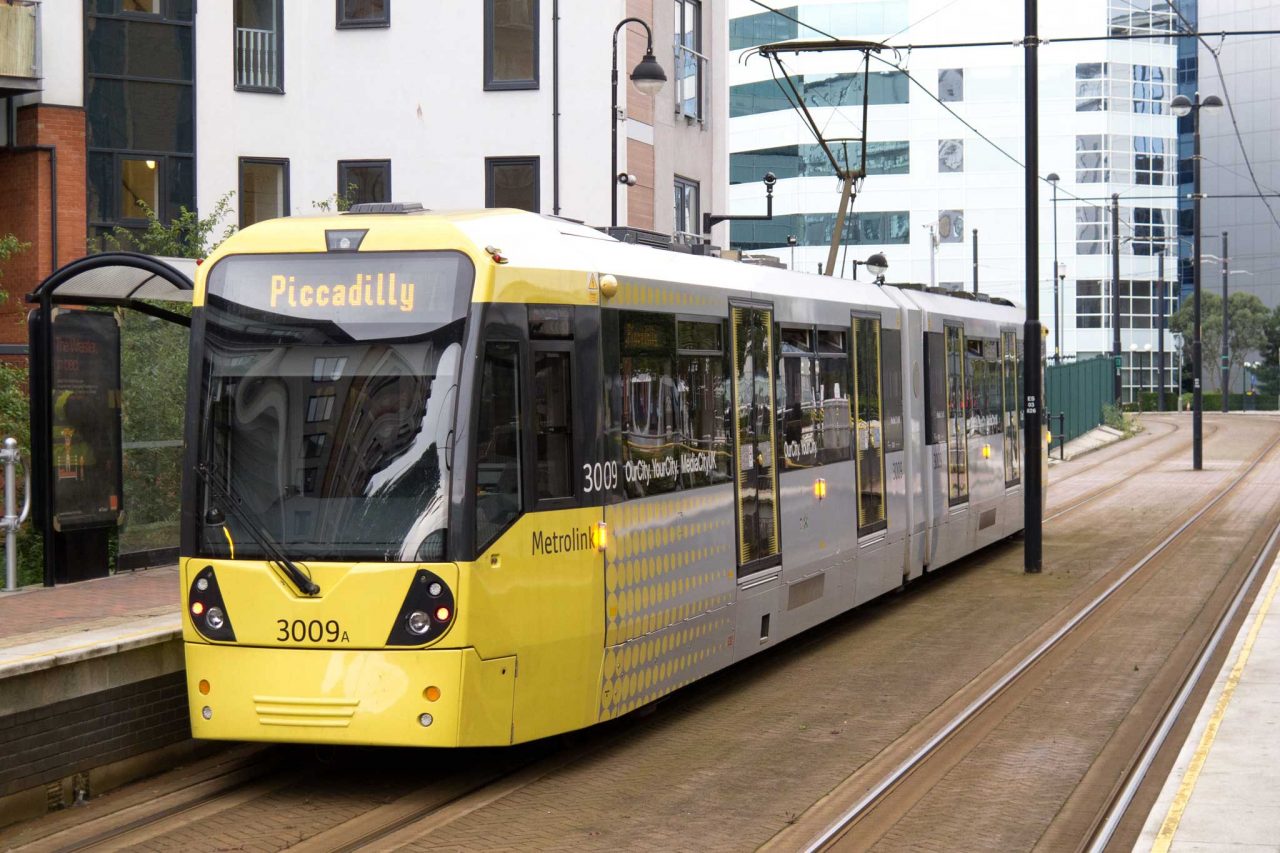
100, 192, 236, 259
1170, 291, 1270, 393
0, 232, 31, 306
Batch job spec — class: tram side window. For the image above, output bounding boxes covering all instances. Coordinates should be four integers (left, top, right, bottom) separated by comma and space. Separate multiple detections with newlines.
676, 319, 732, 490
1002, 330, 1021, 485
925, 331, 947, 445
816, 330, 852, 465
853, 315, 886, 533
533, 350, 573, 500
619, 312, 679, 497
944, 324, 969, 503
475, 341, 522, 550
881, 328, 904, 454
777, 327, 818, 470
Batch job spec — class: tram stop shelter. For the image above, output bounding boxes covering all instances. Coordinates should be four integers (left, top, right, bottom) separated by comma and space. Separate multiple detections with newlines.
25, 253, 195, 586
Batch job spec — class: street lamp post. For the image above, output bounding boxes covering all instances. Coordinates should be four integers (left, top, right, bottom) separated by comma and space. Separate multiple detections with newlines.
1171, 91, 1223, 470
849, 252, 890, 283
1221, 231, 1229, 413
1157, 250, 1166, 411
611, 18, 666, 229
1047, 172, 1062, 362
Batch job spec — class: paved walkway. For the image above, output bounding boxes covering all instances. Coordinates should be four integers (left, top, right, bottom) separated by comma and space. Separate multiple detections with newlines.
0, 567, 178, 677
1134, 549, 1280, 852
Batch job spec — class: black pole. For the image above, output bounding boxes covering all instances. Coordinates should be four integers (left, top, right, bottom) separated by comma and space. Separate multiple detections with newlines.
1221, 231, 1229, 412
1022, 1, 1043, 574
552, 0, 560, 215
1112, 193, 1122, 403
1158, 250, 1166, 411
1051, 179, 1059, 361
1192, 94, 1204, 469
972, 228, 979, 295
610, 18, 654, 229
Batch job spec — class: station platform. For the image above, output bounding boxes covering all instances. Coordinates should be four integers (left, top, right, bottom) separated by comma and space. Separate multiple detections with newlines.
0, 567, 189, 828
1134, 549, 1280, 852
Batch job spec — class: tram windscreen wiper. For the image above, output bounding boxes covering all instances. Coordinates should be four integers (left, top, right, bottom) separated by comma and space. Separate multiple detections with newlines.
196, 462, 321, 597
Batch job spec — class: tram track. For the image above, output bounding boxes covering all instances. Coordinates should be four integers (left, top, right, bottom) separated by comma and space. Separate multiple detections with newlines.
779, 421, 1280, 852
6, 418, 1277, 852
1045, 417, 1218, 522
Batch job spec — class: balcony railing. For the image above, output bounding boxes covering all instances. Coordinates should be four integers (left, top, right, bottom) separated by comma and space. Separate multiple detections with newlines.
0, 0, 41, 96
235, 26, 279, 91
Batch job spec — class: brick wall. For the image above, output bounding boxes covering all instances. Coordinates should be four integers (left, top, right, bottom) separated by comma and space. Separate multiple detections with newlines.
0, 671, 190, 801
0, 104, 88, 349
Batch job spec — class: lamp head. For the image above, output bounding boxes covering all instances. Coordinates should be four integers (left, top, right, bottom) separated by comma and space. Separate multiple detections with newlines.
1046, 172, 1060, 183
630, 49, 667, 96
1201, 94, 1224, 112
1170, 94, 1193, 117
865, 252, 888, 278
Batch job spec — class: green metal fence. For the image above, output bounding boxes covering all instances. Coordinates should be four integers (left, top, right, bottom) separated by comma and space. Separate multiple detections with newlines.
1045, 355, 1117, 445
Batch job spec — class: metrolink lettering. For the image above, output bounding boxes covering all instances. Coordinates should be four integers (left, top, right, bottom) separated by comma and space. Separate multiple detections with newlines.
531, 527, 593, 556
270, 273, 415, 313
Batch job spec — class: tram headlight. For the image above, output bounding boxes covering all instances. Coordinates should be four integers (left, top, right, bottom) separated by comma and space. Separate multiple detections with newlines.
189, 566, 236, 642
406, 610, 432, 635
388, 569, 456, 646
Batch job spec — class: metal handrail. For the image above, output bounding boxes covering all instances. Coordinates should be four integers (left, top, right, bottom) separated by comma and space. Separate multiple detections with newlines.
2, 437, 32, 591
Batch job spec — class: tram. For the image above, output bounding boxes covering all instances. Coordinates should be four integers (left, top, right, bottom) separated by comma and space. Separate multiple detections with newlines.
181, 206, 1035, 747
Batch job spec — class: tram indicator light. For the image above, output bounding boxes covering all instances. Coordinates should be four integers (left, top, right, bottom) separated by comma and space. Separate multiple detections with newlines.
813, 478, 827, 500
325, 229, 367, 252
593, 521, 609, 551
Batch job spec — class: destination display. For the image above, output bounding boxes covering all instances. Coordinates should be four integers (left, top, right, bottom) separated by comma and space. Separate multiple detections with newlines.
204, 251, 474, 339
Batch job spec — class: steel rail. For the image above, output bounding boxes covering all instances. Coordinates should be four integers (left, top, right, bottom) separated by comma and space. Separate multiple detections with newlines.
1085, 518, 1280, 851
802, 431, 1280, 852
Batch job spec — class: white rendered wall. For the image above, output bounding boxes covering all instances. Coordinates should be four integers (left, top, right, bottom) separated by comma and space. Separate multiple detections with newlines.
196, 1, 726, 242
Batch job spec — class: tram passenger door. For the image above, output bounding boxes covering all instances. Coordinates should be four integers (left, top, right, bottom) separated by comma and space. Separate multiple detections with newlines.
730, 303, 780, 575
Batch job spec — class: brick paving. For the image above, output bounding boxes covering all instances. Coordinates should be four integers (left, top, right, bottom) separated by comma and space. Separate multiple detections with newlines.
0, 566, 177, 646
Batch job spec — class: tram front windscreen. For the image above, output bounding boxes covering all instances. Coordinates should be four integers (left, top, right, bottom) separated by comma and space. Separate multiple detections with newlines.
194, 252, 474, 563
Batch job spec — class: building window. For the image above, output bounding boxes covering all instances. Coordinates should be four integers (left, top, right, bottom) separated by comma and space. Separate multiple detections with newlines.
1075, 62, 1112, 111
235, 0, 283, 92
938, 68, 963, 101
1108, 0, 1176, 43
239, 158, 289, 228
674, 177, 699, 239
937, 210, 964, 243
1076, 134, 1107, 182
1134, 136, 1175, 185
731, 141, 909, 184
938, 139, 963, 173
674, 0, 704, 121
119, 157, 160, 221
122, 0, 162, 15
337, 159, 391, 205
485, 156, 539, 212
85, 0, 194, 247
731, 71, 908, 118
1076, 279, 1179, 330
1076, 206, 1108, 255
484, 0, 538, 90
1132, 64, 1168, 114
731, 211, 910, 251
337, 0, 388, 28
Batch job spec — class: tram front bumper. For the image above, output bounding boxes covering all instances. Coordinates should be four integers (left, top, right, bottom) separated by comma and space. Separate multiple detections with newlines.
184, 643, 516, 747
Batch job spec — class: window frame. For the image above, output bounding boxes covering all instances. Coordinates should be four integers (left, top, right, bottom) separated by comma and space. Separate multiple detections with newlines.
485, 155, 541, 212
337, 159, 392, 206
851, 311, 887, 537
233, 0, 285, 94
336, 0, 390, 29
673, 0, 705, 122
484, 0, 540, 91
237, 156, 290, 229
473, 338, 526, 553
674, 175, 700, 240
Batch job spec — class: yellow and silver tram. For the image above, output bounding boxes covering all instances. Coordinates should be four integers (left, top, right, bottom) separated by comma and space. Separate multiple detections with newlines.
181, 206, 1035, 747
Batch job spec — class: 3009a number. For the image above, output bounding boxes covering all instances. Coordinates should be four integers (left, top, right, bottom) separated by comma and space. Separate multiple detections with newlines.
276, 619, 348, 643
582, 461, 619, 494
